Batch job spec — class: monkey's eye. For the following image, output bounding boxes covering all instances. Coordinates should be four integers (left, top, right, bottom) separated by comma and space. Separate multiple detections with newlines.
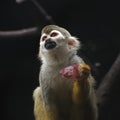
50, 32, 58, 37
42, 35, 47, 41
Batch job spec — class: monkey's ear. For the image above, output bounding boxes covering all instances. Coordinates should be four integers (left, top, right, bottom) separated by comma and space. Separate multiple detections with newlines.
68, 37, 80, 50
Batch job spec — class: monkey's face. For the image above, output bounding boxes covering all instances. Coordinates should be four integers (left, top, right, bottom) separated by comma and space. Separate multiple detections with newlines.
39, 25, 80, 61
40, 30, 68, 53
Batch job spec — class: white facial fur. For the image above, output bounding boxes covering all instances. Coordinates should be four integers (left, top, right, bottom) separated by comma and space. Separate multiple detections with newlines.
40, 30, 65, 42
40, 30, 68, 53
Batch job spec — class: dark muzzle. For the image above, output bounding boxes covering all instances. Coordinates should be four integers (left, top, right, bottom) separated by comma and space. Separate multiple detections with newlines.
45, 39, 57, 49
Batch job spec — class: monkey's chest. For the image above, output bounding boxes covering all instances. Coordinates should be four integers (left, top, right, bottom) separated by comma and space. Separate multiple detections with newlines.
50, 73, 73, 97
51, 75, 73, 113
41, 70, 73, 101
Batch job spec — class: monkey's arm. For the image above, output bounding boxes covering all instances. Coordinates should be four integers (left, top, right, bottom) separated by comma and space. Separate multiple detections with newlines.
33, 87, 48, 120
60, 64, 91, 104
72, 64, 91, 104
33, 87, 58, 120
60, 64, 93, 120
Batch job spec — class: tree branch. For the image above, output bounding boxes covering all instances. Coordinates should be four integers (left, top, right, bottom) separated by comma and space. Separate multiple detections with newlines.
96, 54, 120, 106
0, 27, 40, 39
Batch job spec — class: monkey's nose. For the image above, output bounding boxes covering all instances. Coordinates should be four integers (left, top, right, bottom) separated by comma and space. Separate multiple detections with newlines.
45, 39, 57, 49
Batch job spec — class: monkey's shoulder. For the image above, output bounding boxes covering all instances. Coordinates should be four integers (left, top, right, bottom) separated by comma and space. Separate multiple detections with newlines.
71, 55, 85, 64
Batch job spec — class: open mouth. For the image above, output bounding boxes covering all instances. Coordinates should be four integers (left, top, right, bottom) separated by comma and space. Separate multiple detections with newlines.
45, 40, 57, 49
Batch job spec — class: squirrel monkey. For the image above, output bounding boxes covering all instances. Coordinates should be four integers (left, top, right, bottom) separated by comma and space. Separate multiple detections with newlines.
33, 25, 98, 120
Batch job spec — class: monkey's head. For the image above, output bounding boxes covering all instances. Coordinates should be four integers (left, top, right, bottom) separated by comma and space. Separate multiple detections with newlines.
39, 25, 80, 61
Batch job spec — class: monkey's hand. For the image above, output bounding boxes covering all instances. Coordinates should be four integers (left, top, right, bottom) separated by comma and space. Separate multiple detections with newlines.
60, 64, 91, 80
60, 64, 91, 105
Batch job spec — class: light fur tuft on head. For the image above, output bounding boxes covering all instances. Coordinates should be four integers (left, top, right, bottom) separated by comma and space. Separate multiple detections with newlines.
41, 25, 71, 38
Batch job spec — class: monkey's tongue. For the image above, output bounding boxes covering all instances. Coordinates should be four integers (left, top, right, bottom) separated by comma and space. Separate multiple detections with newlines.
45, 41, 56, 49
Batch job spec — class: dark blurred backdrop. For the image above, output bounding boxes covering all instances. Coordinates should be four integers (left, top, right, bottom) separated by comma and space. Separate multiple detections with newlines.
0, 0, 120, 120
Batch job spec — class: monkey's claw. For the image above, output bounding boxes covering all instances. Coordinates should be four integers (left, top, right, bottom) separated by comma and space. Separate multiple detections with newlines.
60, 64, 91, 80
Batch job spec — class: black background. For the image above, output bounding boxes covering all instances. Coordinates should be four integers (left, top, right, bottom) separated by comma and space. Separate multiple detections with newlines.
0, 0, 120, 120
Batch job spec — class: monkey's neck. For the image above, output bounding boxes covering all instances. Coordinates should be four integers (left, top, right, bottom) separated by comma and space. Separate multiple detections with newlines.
42, 50, 76, 66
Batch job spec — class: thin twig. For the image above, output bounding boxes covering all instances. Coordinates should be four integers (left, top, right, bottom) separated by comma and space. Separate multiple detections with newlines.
30, 0, 55, 24
16, 0, 55, 24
